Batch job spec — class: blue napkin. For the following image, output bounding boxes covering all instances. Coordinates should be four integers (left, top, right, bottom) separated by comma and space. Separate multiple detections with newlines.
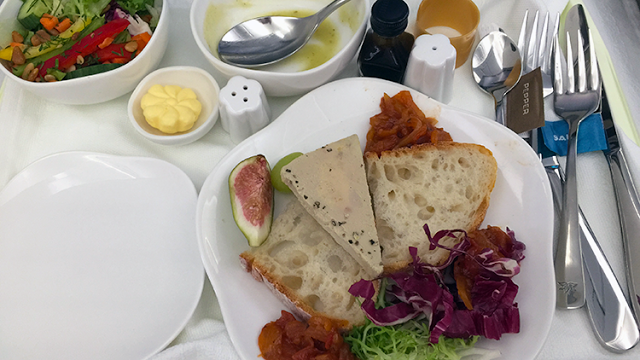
540, 113, 608, 156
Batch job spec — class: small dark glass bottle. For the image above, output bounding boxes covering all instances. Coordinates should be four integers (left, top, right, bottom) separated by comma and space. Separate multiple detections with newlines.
357, 0, 415, 83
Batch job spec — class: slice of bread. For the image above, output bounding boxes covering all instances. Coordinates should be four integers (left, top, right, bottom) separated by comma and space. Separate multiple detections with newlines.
364, 142, 498, 272
280, 134, 383, 277
240, 199, 369, 329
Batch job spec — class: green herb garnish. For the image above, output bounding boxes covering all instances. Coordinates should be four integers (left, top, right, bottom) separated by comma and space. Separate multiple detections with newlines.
345, 320, 480, 360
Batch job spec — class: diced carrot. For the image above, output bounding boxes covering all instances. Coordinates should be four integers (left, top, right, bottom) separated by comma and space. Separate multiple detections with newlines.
10, 42, 23, 48
97, 37, 114, 49
40, 14, 59, 31
55, 18, 72, 33
131, 32, 151, 55
110, 57, 128, 64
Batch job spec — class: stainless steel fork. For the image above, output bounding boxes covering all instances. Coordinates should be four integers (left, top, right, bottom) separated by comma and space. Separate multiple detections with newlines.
518, 10, 559, 98
552, 28, 601, 309
516, 10, 559, 150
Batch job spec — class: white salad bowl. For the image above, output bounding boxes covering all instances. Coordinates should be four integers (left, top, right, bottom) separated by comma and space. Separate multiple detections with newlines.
189, 0, 370, 97
128, 66, 220, 146
0, 0, 169, 105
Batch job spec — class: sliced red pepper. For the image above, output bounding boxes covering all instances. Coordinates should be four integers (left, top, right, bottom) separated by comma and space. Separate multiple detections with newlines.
39, 19, 130, 77
94, 43, 133, 63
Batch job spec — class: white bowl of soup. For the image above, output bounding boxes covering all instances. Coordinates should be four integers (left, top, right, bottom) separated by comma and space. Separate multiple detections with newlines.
189, 0, 369, 96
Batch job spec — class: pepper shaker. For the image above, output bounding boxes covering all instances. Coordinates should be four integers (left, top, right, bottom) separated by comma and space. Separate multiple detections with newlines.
219, 76, 271, 144
403, 34, 456, 104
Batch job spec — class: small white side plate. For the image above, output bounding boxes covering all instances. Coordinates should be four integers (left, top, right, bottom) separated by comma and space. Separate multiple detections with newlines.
0, 152, 204, 360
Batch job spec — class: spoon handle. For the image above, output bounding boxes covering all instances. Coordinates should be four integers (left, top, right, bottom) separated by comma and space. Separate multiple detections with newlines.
492, 89, 508, 126
315, 0, 353, 23
495, 97, 507, 126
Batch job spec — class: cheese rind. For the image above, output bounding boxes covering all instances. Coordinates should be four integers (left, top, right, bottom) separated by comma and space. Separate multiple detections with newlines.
281, 135, 383, 277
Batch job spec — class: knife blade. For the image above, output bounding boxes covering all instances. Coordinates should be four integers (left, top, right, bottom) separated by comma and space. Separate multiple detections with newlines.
541, 148, 639, 351
602, 86, 640, 330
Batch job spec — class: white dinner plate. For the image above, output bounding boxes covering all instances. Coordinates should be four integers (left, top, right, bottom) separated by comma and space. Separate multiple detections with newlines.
0, 152, 204, 360
196, 77, 555, 359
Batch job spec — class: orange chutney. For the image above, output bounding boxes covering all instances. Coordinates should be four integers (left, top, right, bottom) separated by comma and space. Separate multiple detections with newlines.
364, 90, 452, 155
258, 311, 357, 360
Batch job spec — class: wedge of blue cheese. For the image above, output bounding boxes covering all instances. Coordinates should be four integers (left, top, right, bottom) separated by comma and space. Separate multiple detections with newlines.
281, 134, 383, 278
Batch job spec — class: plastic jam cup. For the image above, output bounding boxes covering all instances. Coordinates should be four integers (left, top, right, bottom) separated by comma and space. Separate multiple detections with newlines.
415, 0, 480, 68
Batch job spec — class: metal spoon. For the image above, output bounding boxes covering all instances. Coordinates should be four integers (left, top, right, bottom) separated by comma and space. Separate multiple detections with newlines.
472, 31, 522, 126
217, 0, 352, 67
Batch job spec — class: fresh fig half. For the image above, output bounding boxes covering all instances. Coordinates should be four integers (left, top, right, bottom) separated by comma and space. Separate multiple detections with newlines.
229, 154, 274, 247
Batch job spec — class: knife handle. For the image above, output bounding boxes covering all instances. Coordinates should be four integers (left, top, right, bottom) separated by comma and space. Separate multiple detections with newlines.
609, 147, 640, 322
545, 158, 639, 351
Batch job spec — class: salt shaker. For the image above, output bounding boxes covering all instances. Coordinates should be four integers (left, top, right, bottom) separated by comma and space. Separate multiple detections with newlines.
219, 76, 271, 144
403, 34, 456, 104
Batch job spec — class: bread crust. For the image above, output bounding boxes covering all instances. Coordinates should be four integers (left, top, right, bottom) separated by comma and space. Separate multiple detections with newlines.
365, 142, 498, 272
240, 252, 314, 322
238, 200, 371, 330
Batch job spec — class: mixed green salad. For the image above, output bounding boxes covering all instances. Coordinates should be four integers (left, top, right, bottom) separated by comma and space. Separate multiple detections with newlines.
0, 0, 161, 82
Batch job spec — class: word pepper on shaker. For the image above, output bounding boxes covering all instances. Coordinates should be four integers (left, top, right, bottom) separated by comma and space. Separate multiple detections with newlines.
219, 76, 271, 144
403, 34, 456, 104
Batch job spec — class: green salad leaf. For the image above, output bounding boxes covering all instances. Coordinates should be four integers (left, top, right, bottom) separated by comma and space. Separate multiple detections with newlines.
52, 0, 111, 18
116, 0, 154, 15
345, 319, 480, 360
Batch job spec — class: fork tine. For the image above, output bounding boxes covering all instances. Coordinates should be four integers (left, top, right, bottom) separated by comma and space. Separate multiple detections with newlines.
537, 12, 550, 72
517, 9, 529, 58
552, 13, 560, 44
547, 13, 560, 74
553, 32, 564, 94
566, 32, 575, 94
577, 31, 587, 92
525, 11, 540, 72
588, 28, 600, 90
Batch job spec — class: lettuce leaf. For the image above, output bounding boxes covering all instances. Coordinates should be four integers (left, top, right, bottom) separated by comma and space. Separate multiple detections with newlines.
116, 0, 154, 14
345, 319, 485, 360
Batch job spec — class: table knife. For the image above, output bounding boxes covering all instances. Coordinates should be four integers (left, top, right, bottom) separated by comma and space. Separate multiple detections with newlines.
542, 153, 639, 351
602, 87, 640, 330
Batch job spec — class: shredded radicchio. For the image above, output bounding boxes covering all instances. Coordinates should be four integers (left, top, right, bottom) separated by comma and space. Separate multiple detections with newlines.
104, 0, 127, 21
348, 225, 526, 343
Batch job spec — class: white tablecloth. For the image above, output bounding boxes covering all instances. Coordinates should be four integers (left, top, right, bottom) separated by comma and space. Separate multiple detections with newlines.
2, 0, 640, 359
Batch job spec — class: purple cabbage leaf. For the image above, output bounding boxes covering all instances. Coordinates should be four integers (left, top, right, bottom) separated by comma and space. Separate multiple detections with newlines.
349, 225, 526, 343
